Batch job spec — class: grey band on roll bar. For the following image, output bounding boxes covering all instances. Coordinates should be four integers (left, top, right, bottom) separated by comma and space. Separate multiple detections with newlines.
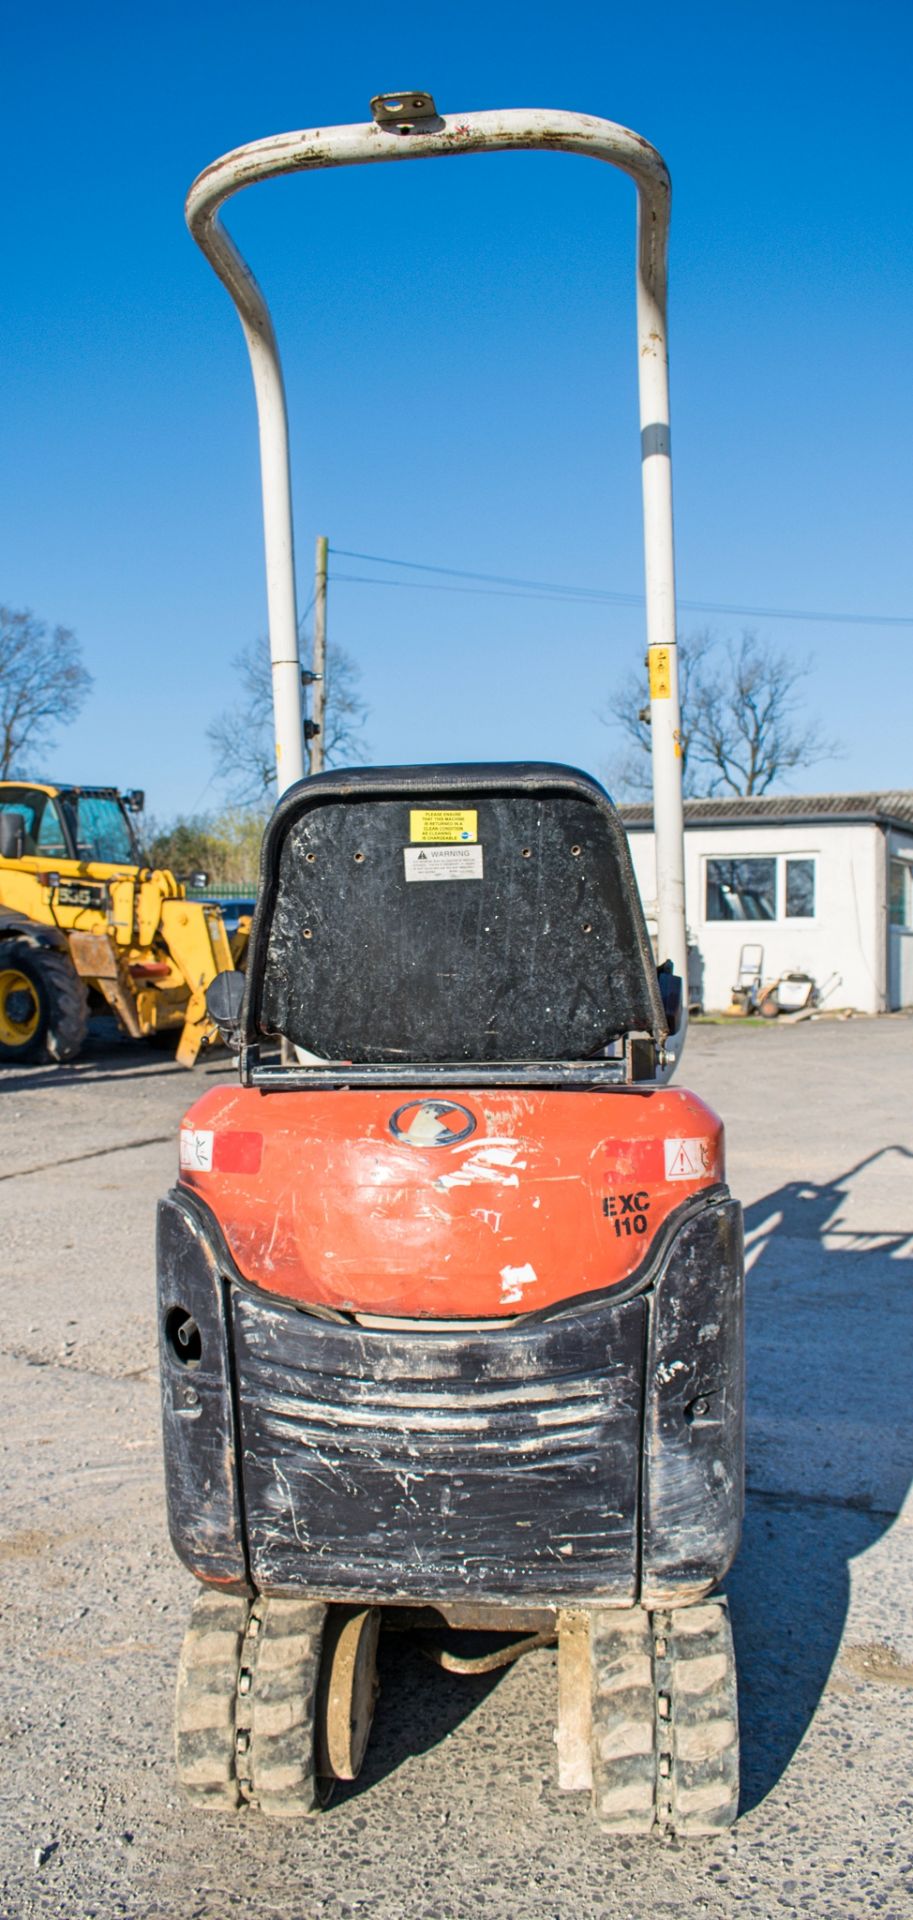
186, 98, 688, 1068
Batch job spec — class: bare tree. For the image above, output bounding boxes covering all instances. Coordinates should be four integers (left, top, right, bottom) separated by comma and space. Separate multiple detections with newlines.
0, 606, 93, 777
207, 629, 370, 804
689, 631, 842, 795
602, 629, 841, 799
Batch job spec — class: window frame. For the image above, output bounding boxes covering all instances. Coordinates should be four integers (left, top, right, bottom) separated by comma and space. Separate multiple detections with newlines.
889, 858, 913, 931
0, 788, 73, 860
702, 850, 818, 926
784, 856, 816, 921
704, 855, 778, 924
58, 792, 141, 867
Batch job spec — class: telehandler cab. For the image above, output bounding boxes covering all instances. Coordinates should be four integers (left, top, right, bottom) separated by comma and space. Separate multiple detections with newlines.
158, 96, 744, 1837
0, 780, 246, 1066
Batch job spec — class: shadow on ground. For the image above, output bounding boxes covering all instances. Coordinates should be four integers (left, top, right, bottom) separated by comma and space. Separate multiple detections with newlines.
0, 1022, 218, 1093
336, 1635, 507, 1805
729, 1148, 913, 1811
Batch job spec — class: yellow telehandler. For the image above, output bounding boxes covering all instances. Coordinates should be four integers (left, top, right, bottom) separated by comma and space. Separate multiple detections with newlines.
0, 780, 248, 1066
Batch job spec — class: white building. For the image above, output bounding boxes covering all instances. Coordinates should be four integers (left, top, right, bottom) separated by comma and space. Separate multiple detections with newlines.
619, 791, 913, 1015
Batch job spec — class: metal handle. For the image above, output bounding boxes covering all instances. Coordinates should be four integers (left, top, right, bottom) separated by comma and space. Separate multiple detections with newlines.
186, 102, 687, 1045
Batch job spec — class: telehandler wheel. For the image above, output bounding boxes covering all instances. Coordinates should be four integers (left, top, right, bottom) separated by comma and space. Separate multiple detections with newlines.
590, 1599, 739, 1837
0, 937, 89, 1064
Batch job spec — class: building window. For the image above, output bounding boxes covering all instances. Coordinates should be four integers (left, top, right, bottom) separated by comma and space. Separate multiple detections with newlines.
706, 858, 777, 921
890, 861, 912, 929
785, 858, 815, 918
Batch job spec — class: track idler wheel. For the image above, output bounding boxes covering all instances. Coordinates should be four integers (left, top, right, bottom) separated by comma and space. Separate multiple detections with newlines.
315, 1605, 381, 1782
174, 1590, 381, 1817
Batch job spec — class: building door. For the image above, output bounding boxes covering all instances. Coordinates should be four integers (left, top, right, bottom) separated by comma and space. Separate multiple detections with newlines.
889, 860, 913, 1009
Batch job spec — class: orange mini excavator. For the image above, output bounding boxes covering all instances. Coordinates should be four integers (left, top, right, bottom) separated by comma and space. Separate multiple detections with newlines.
157, 98, 744, 1837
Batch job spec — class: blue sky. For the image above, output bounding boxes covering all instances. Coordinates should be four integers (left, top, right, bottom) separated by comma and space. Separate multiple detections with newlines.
3, 1, 911, 819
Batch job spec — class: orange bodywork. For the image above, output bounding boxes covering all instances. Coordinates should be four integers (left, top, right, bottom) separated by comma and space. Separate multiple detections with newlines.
177, 1083, 725, 1319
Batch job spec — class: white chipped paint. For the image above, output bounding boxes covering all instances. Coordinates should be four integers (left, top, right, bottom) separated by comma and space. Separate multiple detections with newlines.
471, 1209, 503, 1232
439, 1137, 527, 1192
439, 1159, 520, 1191
451, 1136, 523, 1160
499, 1261, 538, 1305
179, 1128, 213, 1172
474, 1145, 527, 1168
655, 1358, 687, 1385
664, 1136, 717, 1180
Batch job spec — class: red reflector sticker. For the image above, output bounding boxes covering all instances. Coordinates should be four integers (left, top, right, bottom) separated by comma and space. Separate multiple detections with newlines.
212, 1131, 263, 1175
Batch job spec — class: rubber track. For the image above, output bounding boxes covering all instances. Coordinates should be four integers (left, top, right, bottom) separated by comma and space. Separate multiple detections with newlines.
174, 1590, 249, 1810
590, 1599, 739, 1836
590, 1606, 657, 1832
237, 1597, 328, 1818
662, 1601, 739, 1834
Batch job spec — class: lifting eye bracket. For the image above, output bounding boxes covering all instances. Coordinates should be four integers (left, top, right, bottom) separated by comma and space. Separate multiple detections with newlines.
370, 91, 438, 129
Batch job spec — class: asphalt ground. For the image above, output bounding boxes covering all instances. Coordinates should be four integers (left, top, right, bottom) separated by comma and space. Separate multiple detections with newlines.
0, 1016, 911, 1919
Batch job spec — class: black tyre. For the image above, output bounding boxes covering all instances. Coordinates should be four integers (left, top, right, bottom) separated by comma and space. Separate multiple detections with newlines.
590, 1599, 739, 1837
0, 937, 89, 1064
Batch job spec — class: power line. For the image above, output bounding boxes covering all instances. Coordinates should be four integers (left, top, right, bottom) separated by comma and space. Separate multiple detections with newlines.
329, 546, 912, 628
331, 548, 635, 604
330, 572, 622, 608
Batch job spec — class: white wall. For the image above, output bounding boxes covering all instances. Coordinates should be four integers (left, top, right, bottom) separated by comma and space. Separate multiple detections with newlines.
625, 819, 886, 1015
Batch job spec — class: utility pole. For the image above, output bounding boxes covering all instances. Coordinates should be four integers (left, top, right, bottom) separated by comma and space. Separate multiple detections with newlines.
309, 534, 328, 774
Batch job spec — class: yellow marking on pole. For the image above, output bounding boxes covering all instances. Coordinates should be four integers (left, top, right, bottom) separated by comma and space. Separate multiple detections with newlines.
648, 646, 672, 700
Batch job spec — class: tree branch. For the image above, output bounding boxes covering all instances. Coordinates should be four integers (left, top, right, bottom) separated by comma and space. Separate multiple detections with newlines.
601, 626, 842, 799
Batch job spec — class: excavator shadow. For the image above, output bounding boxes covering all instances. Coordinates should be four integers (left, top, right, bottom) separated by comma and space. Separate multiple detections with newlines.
729, 1147, 913, 1811
333, 1630, 508, 1802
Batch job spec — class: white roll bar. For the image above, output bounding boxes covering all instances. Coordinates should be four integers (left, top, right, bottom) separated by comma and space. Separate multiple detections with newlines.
186, 99, 688, 1051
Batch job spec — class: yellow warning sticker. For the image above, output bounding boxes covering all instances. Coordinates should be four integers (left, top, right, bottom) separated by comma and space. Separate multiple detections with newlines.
410, 809, 477, 843
648, 646, 672, 701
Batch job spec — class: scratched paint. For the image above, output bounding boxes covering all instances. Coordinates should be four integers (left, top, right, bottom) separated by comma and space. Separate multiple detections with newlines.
175, 1084, 724, 1317
158, 1194, 742, 1606
438, 1140, 528, 1192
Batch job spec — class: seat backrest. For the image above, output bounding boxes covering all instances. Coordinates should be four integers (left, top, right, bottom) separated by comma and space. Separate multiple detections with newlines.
243, 764, 666, 1064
